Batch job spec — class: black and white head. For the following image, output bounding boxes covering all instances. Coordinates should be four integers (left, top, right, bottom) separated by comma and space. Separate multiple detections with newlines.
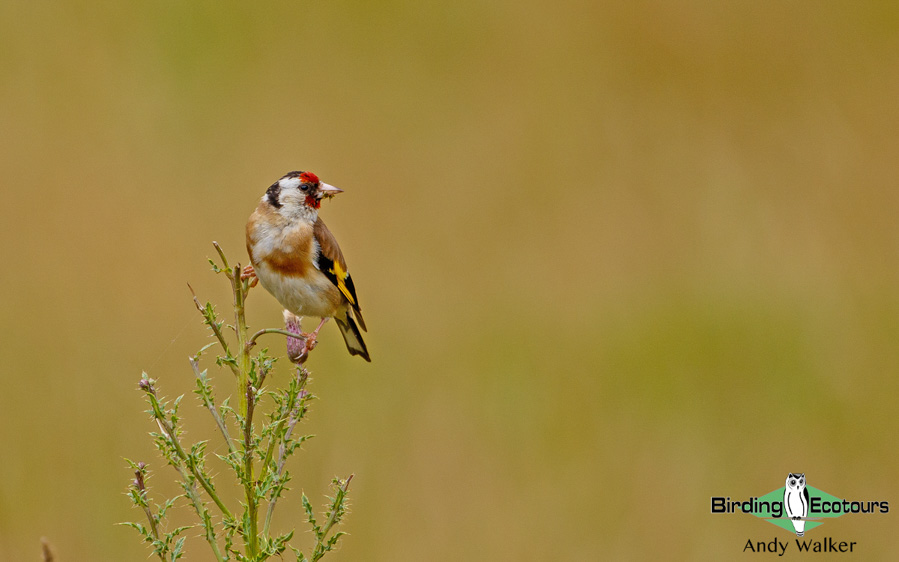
785, 473, 806, 491
264, 171, 343, 218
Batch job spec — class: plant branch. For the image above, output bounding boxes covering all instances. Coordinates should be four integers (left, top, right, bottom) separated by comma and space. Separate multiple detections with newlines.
170, 454, 226, 562
133, 464, 160, 543
247, 328, 307, 350
188, 283, 240, 378
190, 358, 237, 456
230, 263, 261, 558
40, 538, 54, 562
263, 369, 309, 535
212, 241, 230, 271
143, 381, 234, 522
311, 475, 354, 562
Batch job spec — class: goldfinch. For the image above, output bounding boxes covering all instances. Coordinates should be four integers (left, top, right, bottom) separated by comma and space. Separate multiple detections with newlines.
244, 171, 370, 362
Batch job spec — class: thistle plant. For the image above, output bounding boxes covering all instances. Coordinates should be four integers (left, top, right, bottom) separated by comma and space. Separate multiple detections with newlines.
124, 243, 353, 561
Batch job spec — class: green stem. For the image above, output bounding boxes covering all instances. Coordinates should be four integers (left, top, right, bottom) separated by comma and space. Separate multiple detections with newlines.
260, 369, 307, 476
188, 284, 240, 378
261, 371, 307, 536
232, 265, 259, 558
311, 475, 353, 562
132, 468, 162, 557
247, 328, 305, 349
213, 241, 230, 270
172, 458, 226, 562
190, 358, 237, 456
148, 399, 234, 522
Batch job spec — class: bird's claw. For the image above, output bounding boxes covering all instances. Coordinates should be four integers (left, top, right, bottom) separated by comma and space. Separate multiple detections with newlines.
284, 315, 326, 364
241, 265, 259, 288
303, 332, 318, 352
287, 334, 317, 364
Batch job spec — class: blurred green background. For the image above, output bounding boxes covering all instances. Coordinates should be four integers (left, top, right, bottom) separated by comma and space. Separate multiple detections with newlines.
2, 0, 899, 559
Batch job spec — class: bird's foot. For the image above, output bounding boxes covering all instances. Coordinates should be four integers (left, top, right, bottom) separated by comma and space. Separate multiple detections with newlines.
286, 332, 317, 364
283, 313, 313, 364
284, 315, 328, 364
241, 264, 259, 288
302, 331, 318, 352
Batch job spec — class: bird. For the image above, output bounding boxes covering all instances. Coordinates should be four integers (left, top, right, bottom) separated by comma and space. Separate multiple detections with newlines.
244, 170, 370, 362
783, 473, 810, 537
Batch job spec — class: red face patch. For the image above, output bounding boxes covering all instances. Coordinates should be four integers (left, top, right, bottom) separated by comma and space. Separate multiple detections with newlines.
299, 171, 319, 184
305, 195, 322, 209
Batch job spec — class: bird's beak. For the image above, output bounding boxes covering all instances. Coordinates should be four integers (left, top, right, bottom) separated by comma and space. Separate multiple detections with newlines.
318, 183, 344, 199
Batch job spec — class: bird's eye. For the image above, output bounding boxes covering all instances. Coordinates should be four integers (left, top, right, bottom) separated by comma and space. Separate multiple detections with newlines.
300, 184, 309, 191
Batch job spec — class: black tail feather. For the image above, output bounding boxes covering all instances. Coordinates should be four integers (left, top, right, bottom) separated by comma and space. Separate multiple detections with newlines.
354, 307, 367, 332
335, 312, 370, 362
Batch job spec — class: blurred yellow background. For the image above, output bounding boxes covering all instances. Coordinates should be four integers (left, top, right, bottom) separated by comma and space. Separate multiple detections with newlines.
2, 1, 898, 559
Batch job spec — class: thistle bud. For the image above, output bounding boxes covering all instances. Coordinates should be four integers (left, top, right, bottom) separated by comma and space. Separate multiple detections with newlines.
283, 311, 308, 364
138, 376, 155, 392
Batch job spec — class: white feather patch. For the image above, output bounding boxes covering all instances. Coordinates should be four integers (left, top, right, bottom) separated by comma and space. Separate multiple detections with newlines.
279, 176, 302, 190
310, 237, 322, 270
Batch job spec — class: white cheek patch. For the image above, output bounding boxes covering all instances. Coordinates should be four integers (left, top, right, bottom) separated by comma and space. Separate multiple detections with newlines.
279, 176, 302, 190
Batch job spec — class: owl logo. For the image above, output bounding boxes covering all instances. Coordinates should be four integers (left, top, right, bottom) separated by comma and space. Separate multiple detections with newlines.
783, 473, 810, 536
